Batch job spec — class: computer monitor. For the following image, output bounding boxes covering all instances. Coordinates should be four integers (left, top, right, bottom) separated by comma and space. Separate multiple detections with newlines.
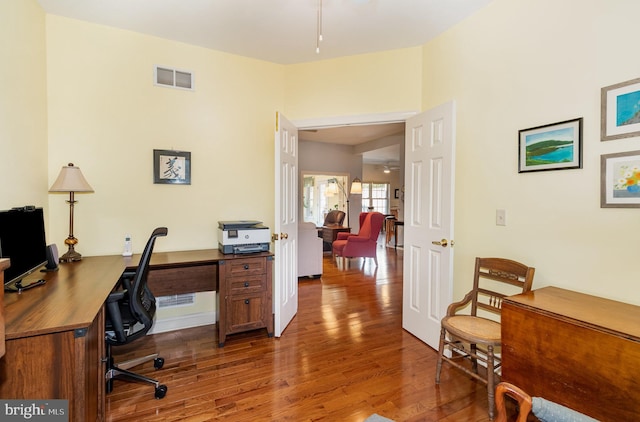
0, 207, 47, 286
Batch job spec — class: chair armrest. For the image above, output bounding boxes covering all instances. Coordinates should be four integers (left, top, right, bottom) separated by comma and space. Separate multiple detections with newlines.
336, 232, 353, 240
106, 290, 127, 303
106, 290, 128, 342
344, 236, 369, 243
446, 290, 474, 316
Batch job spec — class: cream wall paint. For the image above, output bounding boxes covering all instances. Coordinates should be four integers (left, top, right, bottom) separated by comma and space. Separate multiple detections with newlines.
45, 16, 284, 257
422, 0, 640, 304
0, 1, 48, 213
284, 47, 422, 120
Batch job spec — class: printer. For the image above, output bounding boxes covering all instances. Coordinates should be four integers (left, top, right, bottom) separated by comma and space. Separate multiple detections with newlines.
217, 220, 270, 254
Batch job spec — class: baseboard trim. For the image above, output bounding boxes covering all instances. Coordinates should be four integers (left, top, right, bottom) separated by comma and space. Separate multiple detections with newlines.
149, 311, 217, 334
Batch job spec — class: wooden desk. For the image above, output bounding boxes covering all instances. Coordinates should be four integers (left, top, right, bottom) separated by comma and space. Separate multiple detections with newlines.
0, 249, 273, 421
502, 286, 640, 421
1, 255, 124, 422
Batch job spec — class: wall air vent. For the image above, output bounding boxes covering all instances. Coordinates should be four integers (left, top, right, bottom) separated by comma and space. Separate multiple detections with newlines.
158, 293, 196, 309
154, 65, 194, 91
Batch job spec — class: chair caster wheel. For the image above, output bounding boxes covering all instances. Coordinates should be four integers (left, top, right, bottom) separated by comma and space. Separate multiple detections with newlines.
155, 384, 167, 399
154, 357, 164, 369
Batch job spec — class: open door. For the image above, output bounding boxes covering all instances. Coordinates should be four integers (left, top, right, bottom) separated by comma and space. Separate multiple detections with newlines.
274, 112, 298, 337
402, 101, 456, 350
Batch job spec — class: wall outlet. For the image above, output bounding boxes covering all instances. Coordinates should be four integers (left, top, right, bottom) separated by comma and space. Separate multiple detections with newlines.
496, 209, 507, 226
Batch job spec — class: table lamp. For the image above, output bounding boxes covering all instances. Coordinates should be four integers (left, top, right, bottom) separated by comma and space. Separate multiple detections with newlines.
49, 163, 94, 262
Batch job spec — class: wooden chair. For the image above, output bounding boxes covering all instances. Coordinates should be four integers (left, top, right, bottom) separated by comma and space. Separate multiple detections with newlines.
435, 257, 535, 420
495, 382, 598, 422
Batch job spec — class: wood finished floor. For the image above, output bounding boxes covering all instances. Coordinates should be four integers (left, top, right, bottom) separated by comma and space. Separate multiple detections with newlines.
106, 245, 492, 422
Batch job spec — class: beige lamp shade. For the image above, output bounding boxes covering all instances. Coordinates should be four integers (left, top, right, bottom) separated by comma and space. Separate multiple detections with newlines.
49, 163, 94, 192
350, 177, 362, 195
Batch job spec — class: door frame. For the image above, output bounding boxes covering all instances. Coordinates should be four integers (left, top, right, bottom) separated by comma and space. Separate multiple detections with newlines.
293, 111, 418, 130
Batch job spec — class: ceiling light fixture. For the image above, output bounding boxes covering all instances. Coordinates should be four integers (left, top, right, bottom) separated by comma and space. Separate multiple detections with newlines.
383, 166, 391, 174
316, 0, 323, 54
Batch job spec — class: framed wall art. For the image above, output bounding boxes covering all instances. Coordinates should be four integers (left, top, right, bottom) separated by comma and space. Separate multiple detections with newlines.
153, 149, 191, 185
518, 118, 583, 173
600, 150, 640, 208
601, 77, 640, 141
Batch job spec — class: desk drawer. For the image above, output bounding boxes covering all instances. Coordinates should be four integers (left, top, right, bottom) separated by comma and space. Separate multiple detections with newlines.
229, 275, 264, 295
225, 257, 266, 276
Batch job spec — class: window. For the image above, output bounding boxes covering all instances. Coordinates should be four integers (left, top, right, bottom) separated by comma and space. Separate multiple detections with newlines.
360, 182, 390, 214
302, 173, 349, 227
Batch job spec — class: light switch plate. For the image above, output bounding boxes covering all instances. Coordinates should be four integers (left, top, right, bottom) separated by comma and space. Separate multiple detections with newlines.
496, 209, 506, 226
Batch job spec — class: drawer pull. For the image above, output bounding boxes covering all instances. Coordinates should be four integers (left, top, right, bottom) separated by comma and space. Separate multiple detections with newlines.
243, 264, 249, 270
244, 282, 250, 287
244, 299, 250, 304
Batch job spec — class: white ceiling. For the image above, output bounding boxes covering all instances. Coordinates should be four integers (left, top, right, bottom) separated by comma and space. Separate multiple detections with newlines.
36, 0, 492, 163
36, 0, 493, 65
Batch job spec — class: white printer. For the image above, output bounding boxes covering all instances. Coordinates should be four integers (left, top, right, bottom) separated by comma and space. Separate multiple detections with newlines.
217, 220, 270, 254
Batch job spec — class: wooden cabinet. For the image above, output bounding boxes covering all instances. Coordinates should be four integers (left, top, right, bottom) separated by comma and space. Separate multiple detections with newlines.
218, 255, 273, 347
321, 225, 350, 244
502, 286, 640, 421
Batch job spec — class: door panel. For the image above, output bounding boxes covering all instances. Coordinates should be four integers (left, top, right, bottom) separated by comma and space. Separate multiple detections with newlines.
274, 112, 298, 337
402, 102, 456, 350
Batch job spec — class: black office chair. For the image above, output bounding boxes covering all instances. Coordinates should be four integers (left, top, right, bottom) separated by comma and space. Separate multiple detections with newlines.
105, 227, 168, 399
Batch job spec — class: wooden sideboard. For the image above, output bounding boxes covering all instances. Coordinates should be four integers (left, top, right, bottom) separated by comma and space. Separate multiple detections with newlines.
502, 286, 640, 421
1, 249, 273, 421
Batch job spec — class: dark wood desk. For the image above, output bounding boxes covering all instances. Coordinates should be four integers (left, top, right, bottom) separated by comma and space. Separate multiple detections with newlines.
0, 249, 273, 421
502, 286, 640, 421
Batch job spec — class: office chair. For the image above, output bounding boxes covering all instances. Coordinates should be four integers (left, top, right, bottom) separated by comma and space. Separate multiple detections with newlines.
105, 227, 168, 399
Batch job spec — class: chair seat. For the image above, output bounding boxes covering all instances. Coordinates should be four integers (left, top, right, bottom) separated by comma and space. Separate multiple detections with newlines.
442, 315, 501, 345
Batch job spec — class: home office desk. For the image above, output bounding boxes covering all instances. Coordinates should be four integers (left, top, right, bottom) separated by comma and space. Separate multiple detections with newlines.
0, 249, 273, 422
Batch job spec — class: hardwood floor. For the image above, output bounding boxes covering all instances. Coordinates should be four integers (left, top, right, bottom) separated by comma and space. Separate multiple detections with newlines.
106, 245, 492, 422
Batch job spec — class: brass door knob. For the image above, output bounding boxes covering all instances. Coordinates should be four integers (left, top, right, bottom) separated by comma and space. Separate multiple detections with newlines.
431, 239, 448, 247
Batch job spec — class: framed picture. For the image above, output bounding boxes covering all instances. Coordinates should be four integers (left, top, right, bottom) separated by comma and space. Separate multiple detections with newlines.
600, 150, 640, 208
601, 77, 640, 141
394, 188, 400, 199
518, 118, 583, 173
153, 149, 191, 185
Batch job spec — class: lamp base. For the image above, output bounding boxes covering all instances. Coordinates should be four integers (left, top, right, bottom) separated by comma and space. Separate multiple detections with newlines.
59, 248, 82, 262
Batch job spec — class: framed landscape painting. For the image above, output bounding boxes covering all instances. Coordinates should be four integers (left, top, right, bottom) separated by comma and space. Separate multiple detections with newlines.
601, 77, 640, 141
518, 118, 583, 173
600, 150, 640, 208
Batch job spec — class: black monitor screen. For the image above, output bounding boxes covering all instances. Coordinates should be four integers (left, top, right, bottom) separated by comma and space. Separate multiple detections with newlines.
0, 207, 47, 285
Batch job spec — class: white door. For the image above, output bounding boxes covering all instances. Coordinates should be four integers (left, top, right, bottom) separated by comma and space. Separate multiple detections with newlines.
402, 101, 456, 350
274, 112, 298, 337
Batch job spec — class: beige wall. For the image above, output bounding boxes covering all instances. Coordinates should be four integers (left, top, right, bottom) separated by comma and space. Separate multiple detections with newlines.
283, 47, 422, 120
0, 1, 48, 212
45, 15, 284, 256
422, 0, 640, 304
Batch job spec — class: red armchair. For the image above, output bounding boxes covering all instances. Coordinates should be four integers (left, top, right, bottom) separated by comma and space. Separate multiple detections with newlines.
332, 212, 385, 266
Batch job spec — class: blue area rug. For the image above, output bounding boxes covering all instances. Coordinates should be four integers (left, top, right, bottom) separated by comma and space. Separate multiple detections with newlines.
364, 414, 395, 422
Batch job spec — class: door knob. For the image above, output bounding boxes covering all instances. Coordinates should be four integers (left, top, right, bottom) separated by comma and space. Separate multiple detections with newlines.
280, 233, 288, 239
431, 239, 448, 247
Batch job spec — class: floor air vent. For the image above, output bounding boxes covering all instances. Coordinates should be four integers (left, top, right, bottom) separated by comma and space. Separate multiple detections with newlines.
154, 65, 194, 90
158, 293, 195, 309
